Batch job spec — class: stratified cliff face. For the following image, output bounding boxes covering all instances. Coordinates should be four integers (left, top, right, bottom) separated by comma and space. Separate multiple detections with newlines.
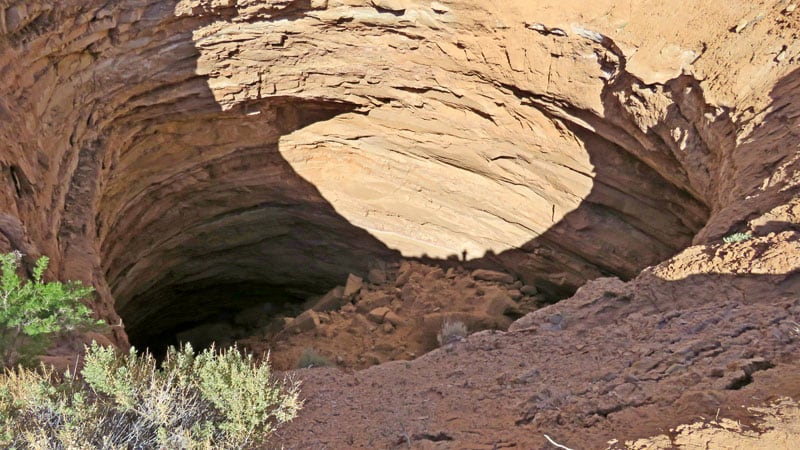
0, 0, 798, 353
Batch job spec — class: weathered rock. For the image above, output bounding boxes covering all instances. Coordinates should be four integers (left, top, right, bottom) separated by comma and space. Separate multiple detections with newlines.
348, 314, 375, 333
395, 269, 413, 287
520, 285, 539, 296
285, 310, 321, 334
367, 268, 387, 285
426, 267, 445, 280
472, 269, 515, 284
311, 286, 346, 312
382, 311, 403, 327
343, 274, 364, 299
355, 291, 393, 314
367, 307, 392, 324
480, 291, 518, 317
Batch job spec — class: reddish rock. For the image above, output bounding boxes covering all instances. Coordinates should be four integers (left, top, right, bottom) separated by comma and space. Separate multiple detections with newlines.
343, 274, 364, 299
472, 269, 515, 284
310, 286, 346, 312
285, 310, 321, 334
367, 307, 391, 324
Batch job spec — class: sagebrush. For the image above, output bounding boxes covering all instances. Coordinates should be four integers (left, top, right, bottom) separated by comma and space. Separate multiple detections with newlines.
296, 348, 333, 369
0, 252, 101, 368
0, 342, 301, 449
437, 320, 468, 346
723, 232, 752, 243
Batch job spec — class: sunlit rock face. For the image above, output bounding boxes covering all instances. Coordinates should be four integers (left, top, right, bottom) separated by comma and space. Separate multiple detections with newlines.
14, 0, 797, 351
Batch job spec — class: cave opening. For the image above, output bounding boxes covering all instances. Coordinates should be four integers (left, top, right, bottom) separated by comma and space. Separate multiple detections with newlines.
105, 101, 710, 359
91, 4, 712, 360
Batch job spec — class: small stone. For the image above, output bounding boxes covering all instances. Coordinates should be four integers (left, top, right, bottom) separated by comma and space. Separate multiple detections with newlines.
395, 269, 412, 287
520, 285, 538, 296
348, 314, 374, 333
426, 267, 445, 280
368, 268, 387, 284
786, 4, 797, 13
382, 322, 395, 333
734, 19, 749, 33
383, 310, 404, 326
400, 283, 417, 303
665, 363, 686, 375
472, 269, 515, 284
343, 273, 364, 298
612, 382, 637, 398
356, 292, 393, 314
445, 267, 456, 278
367, 306, 392, 323
5, 6, 26, 33
508, 290, 523, 301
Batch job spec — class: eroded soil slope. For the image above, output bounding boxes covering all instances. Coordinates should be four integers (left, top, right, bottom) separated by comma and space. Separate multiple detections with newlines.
276, 227, 800, 449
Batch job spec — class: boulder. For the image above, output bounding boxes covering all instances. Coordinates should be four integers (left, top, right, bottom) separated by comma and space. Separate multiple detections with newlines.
480, 291, 518, 317
367, 306, 392, 323
311, 285, 346, 312
285, 310, 321, 334
343, 274, 364, 299
356, 291, 393, 314
383, 310, 404, 327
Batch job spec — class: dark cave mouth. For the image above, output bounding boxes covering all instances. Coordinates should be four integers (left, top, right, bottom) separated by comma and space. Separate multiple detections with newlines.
120, 281, 314, 357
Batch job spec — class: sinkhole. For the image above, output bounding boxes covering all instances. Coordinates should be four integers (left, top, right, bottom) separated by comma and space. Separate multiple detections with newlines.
102, 97, 709, 356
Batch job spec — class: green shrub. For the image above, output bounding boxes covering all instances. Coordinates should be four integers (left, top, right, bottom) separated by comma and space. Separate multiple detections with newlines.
0, 252, 101, 368
0, 342, 301, 449
296, 348, 333, 369
723, 232, 752, 243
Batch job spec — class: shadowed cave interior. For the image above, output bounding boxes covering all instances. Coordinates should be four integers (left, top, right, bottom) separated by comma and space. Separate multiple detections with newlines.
106, 97, 709, 354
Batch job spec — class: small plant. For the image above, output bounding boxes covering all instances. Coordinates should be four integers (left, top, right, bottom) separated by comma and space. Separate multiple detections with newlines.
437, 320, 468, 346
723, 232, 752, 243
0, 252, 102, 368
296, 348, 333, 369
0, 342, 301, 449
